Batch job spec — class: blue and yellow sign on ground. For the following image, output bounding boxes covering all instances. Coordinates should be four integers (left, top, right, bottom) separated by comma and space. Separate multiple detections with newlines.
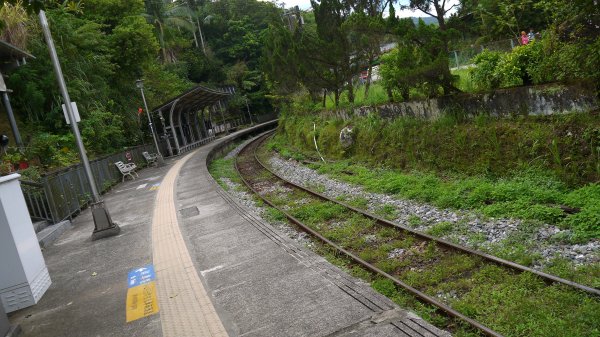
126, 264, 159, 322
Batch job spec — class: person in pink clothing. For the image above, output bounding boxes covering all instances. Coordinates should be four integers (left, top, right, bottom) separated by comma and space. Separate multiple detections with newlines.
520, 31, 529, 45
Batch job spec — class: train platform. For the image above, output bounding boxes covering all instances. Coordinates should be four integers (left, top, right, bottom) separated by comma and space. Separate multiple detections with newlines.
7, 124, 449, 337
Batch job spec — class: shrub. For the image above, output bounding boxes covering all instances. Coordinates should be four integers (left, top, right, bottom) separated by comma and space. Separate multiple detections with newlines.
563, 205, 600, 240
470, 50, 502, 90
470, 40, 570, 90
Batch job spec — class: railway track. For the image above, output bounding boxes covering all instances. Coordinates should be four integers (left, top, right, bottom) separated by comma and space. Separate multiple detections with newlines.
234, 132, 600, 337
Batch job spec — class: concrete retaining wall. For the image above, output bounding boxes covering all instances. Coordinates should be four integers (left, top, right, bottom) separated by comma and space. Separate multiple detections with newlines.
328, 83, 598, 120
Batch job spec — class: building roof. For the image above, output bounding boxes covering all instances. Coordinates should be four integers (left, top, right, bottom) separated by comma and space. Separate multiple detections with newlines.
152, 85, 232, 113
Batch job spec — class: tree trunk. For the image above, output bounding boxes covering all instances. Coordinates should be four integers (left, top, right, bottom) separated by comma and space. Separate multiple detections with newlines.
334, 89, 340, 107
189, 16, 199, 48
322, 90, 327, 107
196, 17, 206, 54
156, 21, 167, 63
401, 86, 409, 101
347, 80, 354, 104
364, 56, 373, 99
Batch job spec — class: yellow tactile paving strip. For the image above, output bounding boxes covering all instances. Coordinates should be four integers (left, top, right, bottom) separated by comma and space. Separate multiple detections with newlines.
152, 152, 229, 337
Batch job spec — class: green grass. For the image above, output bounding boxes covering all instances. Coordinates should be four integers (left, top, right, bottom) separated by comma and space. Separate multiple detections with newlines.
426, 221, 455, 237
407, 215, 423, 227
301, 159, 600, 239
374, 204, 397, 220
275, 111, 600, 189
267, 141, 600, 240
207, 158, 240, 190
452, 266, 600, 337
452, 68, 475, 93
293, 82, 390, 112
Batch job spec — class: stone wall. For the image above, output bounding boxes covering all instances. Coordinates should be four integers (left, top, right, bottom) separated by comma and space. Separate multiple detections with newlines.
328, 82, 598, 120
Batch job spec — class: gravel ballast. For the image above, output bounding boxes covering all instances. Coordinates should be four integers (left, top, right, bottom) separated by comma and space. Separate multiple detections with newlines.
267, 155, 600, 268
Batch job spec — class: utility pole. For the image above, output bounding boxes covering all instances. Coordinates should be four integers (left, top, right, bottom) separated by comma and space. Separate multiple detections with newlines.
39, 10, 120, 240
136, 79, 165, 166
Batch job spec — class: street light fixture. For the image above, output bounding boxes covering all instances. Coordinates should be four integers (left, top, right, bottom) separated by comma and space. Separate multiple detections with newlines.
136, 79, 164, 166
39, 10, 120, 240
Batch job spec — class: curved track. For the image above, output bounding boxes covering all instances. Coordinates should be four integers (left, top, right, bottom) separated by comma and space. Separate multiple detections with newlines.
235, 132, 600, 337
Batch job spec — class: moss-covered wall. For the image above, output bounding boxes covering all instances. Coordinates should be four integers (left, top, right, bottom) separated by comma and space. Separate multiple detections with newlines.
327, 83, 598, 121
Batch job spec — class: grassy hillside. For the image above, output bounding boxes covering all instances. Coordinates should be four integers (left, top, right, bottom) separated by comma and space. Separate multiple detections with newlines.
272, 111, 600, 239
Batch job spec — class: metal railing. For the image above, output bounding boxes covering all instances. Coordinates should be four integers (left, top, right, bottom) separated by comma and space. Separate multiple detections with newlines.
449, 38, 520, 69
20, 144, 155, 224
20, 113, 278, 224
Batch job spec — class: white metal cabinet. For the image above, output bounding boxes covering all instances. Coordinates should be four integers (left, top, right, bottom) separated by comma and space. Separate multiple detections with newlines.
0, 174, 51, 313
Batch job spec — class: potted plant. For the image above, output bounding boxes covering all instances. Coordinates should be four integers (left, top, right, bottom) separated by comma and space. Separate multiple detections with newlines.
1, 151, 28, 172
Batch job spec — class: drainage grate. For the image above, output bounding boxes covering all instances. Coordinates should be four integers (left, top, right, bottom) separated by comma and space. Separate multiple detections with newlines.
179, 206, 199, 218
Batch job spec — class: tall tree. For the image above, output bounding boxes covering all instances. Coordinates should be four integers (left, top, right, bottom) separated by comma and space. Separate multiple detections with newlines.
311, 0, 357, 106
405, 0, 459, 94
143, 0, 195, 63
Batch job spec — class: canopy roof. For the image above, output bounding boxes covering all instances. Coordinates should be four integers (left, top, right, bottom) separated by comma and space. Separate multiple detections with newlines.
152, 85, 231, 113
0, 40, 34, 72
150, 85, 233, 156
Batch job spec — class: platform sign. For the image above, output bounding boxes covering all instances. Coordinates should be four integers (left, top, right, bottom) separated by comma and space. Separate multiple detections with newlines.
128, 265, 155, 288
61, 102, 81, 124
126, 264, 159, 322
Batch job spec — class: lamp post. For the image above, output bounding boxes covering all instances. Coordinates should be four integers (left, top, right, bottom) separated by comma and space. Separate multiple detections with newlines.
136, 79, 164, 166
39, 10, 120, 240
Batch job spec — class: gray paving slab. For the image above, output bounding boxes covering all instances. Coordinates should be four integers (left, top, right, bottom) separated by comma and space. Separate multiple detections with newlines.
8, 161, 172, 337
175, 136, 451, 337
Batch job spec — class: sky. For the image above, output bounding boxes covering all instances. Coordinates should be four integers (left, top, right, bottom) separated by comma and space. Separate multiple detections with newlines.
267, 0, 459, 18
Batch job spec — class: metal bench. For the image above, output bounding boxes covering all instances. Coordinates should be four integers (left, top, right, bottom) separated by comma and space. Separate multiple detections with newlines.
142, 151, 158, 167
115, 161, 138, 182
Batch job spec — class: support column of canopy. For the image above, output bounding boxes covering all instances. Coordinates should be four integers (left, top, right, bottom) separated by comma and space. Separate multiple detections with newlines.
192, 109, 201, 143
168, 98, 181, 155
200, 108, 208, 139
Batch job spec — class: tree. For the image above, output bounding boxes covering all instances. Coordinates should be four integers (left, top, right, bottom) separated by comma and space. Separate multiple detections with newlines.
472, 0, 547, 41
403, 0, 459, 94
344, 12, 386, 98
311, 0, 357, 106
143, 0, 195, 63
382, 18, 455, 99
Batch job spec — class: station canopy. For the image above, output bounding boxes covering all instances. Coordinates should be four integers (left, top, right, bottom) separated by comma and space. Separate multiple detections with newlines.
151, 85, 232, 156
0, 40, 34, 73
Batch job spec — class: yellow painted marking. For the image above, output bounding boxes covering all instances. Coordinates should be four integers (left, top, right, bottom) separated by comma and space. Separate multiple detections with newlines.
152, 150, 229, 336
126, 281, 159, 322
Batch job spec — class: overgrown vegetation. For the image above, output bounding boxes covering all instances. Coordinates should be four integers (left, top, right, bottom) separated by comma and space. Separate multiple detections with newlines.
246, 144, 600, 337
272, 112, 600, 240
0, 0, 277, 171
205, 135, 600, 336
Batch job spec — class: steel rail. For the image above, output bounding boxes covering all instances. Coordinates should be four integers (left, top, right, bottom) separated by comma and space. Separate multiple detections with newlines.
234, 133, 504, 337
252, 133, 600, 298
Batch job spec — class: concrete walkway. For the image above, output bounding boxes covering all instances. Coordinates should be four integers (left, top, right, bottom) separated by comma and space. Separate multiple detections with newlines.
8, 125, 449, 337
